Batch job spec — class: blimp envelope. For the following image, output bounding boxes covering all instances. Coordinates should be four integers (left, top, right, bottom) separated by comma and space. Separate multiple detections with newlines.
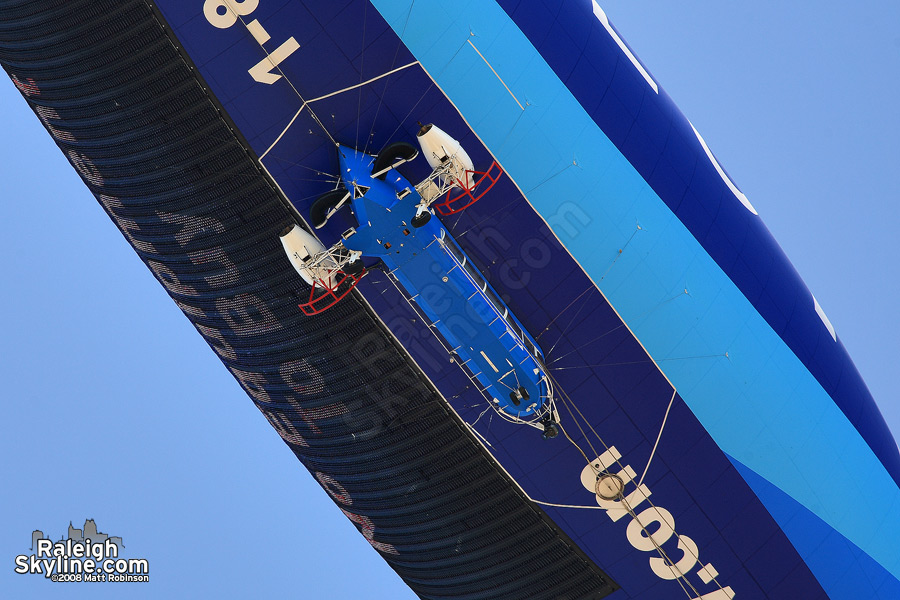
4, 1, 898, 598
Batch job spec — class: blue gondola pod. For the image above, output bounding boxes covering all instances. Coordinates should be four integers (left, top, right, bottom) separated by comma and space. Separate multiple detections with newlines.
280, 124, 559, 436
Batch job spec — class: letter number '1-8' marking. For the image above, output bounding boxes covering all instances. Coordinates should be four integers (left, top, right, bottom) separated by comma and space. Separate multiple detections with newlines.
204, 0, 259, 29
248, 38, 300, 84
203, 0, 299, 84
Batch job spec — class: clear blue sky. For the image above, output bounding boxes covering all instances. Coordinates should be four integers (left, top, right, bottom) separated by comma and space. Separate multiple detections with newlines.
1, 2, 897, 598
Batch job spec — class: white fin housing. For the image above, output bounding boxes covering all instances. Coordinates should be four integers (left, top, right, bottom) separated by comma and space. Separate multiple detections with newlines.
416, 123, 476, 190
279, 224, 332, 286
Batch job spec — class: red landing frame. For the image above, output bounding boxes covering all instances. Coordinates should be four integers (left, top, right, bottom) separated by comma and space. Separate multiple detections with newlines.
433, 161, 504, 216
298, 269, 365, 316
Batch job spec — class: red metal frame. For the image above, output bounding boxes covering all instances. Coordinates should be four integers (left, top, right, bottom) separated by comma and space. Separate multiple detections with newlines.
434, 161, 503, 216
298, 268, 365, 316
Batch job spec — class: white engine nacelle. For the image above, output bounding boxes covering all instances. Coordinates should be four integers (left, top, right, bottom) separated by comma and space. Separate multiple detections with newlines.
416, 123, 476, 190
279, 224, 330, 286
